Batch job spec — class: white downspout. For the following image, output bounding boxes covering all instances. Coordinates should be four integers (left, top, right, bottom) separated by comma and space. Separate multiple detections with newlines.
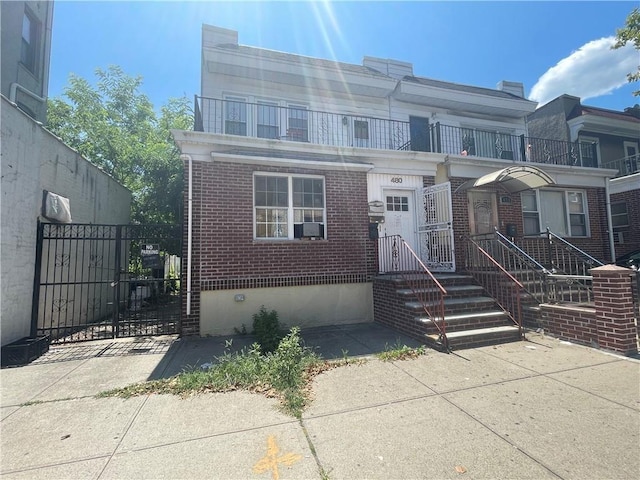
605, 177, 616, 263
181, 154, 193, 316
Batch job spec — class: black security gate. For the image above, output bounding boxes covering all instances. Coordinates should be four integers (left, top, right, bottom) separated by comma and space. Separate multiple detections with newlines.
31, 222, 182, 344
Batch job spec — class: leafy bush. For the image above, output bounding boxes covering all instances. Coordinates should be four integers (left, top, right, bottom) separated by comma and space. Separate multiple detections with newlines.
252, 306, 284, 353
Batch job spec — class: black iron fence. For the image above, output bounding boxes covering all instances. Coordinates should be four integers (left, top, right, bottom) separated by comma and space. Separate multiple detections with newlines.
32, 223, 182, 343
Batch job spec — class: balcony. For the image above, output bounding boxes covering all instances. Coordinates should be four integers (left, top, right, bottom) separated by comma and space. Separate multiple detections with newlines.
194, 96, 601, 169
601, 154, 639, 178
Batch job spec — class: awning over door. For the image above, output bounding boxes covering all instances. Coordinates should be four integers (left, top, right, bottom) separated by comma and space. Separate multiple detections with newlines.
454, 165, 555, 194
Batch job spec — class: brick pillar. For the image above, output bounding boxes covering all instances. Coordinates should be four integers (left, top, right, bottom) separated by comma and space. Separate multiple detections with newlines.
591, 265, 638, 355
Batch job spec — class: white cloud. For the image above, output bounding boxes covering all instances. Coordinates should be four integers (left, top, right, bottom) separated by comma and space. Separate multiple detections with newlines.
529, 37, 637, 107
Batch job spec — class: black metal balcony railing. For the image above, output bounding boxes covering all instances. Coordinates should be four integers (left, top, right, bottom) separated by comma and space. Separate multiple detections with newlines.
195, 96, 411, 150
194, 96, 623, 172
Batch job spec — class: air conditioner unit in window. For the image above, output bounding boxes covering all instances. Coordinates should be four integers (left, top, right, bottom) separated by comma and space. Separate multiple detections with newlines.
294, 222, 324, 239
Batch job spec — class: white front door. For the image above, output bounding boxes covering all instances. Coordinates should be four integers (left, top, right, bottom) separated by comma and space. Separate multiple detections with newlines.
382, 190, 416, 244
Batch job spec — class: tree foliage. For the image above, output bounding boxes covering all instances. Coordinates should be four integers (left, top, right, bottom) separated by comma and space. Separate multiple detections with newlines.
613, 7, 640, 96
46, 66, 192, 223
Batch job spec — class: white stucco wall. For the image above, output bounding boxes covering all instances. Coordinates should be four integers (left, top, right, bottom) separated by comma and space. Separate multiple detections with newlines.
1, 97, 132, 345
200, 283, 373, 336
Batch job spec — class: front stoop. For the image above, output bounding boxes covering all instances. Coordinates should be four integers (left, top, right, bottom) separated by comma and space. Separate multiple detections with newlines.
373, 273, 522, 351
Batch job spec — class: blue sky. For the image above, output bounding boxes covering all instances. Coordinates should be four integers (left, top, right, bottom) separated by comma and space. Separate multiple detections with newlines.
48, 1, 639, 112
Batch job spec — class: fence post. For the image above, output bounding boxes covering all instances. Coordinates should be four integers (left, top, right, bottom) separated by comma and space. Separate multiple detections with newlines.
30, 220, 44, 337
591, 265, 638, 355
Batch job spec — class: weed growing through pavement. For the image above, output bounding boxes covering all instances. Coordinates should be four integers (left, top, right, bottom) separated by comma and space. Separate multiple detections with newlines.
377, 339, 427, 361
99, 327, 341, 417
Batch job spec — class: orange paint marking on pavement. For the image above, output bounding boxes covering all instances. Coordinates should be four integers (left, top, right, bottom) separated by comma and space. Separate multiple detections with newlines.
253, 435, 302, 480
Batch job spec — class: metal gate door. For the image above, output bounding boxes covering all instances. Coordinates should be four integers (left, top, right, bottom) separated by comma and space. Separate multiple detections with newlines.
32, 222, 182, 343
418, 182, 455, 272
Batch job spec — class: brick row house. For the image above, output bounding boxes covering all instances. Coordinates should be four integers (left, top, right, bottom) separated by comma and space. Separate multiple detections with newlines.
171, 25, 625, 347
527, 95, 640, 260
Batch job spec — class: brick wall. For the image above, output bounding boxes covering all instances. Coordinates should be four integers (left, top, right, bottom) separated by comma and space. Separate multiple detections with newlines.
526, 266, 638, 356
181, 159, 374, 335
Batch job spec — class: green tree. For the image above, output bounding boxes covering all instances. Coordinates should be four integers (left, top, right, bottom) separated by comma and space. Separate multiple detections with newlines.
613, 7, 640, 96
46, 66, 192, 223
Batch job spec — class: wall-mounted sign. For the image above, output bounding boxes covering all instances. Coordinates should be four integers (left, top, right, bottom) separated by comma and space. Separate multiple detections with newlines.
141, 244, 162, 269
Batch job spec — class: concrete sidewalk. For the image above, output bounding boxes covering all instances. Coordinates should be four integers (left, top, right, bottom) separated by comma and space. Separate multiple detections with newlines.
1, 323, 638, 479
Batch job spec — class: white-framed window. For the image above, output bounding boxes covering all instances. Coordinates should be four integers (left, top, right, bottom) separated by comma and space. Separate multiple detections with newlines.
254, 173, 325, 239
611, 202, 629, 228
521, 189, 589, 237
224, 96, 247, 136
354, 119, 369, 147
257, 101, 279, 139
287, 105, 309, 142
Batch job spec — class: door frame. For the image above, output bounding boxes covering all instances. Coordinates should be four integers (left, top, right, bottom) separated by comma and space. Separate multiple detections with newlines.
381, 187, 419, 249
467, 190, 499, 235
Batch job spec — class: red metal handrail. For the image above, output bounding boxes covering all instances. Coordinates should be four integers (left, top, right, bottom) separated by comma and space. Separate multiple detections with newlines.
379, 235, 448, 349
465, 236, 524, 339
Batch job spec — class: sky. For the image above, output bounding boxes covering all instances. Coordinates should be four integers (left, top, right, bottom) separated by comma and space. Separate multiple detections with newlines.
48, 1, 639, 112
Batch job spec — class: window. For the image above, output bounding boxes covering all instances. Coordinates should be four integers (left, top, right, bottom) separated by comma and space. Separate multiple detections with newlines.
386, 196, 409, 212
21, 10, 39, 73
521, 190, 589, 237
225, 97, 247, 136
254, 174, 325, 239
611, 202, 629, 228
623, 141, 638, 175
257, 101, 279, 139
578, 137, 599, 167
354, 120, 369, 147
521, 191, 540, 235
567, 191, 587, 237
287, 106, 308, 142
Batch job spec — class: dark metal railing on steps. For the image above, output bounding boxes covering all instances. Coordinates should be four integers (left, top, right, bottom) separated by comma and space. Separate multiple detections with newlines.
471, 230, 548, 303
474, 228, 602, 305
378, 235, 448, 350
465, 236, 524, 339
516, 228, 604, 276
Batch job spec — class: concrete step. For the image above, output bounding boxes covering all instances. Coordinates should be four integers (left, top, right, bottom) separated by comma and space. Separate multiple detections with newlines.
405, 296, 497, 313
416, 310, 510, 333
396, 284, 484, 298
426, 325, 522, 351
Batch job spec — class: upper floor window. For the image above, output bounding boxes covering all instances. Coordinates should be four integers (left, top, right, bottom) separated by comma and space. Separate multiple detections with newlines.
287, 105, 309, 142
354, 120, 369, 148
521, 189, 589, 237
225, 97, 247, 136
21, 10, 39, 74
257, 101, 279, 139
254, 174, 325, 239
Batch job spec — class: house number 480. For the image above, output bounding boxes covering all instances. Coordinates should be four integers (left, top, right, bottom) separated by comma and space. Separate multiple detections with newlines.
390, 177, 403, 183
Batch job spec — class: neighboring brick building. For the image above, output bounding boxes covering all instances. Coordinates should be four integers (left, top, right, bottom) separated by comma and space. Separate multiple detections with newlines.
527, 95, 640, 261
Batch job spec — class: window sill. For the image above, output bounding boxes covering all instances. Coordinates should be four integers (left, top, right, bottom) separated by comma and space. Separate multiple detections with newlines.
253, 238, 328, 244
